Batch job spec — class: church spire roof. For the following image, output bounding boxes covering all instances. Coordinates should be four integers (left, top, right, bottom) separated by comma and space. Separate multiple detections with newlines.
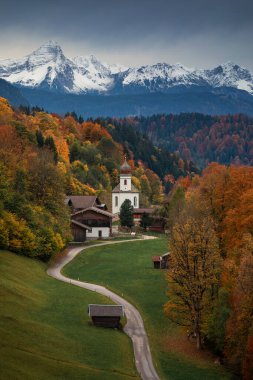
120, 155, 131, 174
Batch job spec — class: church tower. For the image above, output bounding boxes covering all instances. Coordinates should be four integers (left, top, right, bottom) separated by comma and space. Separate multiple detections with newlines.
112, 156, 139, 214
120, 156, 132, 191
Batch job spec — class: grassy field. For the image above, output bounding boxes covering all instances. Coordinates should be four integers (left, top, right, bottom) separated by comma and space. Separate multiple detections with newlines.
0, 250, 139, 380
64, 238, 236, 380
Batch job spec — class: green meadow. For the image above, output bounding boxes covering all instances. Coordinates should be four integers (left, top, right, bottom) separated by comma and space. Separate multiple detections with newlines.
65, 238, 235, 380
0, 250, 139, 380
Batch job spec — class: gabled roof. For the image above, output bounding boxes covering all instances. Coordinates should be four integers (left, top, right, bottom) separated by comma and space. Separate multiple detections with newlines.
71, 220, 92, 232
72, 206, 114, 218
66, 196, 99, 209
88, 304, 124, 317
112, 183, 139, 193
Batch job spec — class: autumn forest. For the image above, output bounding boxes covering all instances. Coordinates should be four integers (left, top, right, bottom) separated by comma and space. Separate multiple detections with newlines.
0, 96, 253, 379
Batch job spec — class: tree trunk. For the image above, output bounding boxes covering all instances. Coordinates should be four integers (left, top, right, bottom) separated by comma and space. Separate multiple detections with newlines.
196, 330, 202, 350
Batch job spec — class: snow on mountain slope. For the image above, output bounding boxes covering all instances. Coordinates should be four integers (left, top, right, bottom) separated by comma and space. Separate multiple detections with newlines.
202, 62, 253, 94
0, 41, 253, 95
122, 63, 206, 90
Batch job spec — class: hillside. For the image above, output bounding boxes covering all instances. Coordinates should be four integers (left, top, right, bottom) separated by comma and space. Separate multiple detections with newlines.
0, 97, 195, 258
20, 87, 253, 117
0, 79, 29, 107
105, 113, 253, 168
0, 250, 138, 379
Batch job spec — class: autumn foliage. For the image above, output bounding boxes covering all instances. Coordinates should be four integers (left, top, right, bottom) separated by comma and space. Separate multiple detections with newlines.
0, 98, 166, 258
165, 163, 253, 378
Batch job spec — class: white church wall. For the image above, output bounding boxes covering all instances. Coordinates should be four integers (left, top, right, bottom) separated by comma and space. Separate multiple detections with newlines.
120, 175, 132, 191
112, 192, 139, 214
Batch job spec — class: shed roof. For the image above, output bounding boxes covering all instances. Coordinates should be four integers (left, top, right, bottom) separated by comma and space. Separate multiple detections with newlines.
71, 220, 92, 232
112, 183, 139, 193
66, 196, 99, 209
152, 256, 162, 262
88, 304, 124, 317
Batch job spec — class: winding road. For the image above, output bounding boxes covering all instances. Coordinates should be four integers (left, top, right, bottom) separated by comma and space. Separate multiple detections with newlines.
47, 239, 160, 380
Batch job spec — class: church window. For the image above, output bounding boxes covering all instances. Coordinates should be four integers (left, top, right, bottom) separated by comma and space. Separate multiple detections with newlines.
124, 179, 127, 185
134, 196, 137, 207
115, 196, 118, 207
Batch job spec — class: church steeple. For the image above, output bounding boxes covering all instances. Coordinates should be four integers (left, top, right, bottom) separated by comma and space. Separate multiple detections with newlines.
120, 156, 132, 191
120, 155, 131, 174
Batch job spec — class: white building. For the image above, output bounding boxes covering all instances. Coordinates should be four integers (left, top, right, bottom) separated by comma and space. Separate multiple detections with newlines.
112, 157, 139, 214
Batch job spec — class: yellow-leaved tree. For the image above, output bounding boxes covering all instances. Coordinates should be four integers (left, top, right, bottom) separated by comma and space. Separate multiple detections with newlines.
164, 199, 220, 349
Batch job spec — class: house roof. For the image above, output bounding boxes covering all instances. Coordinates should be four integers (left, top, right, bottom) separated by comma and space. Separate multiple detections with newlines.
71, 220, 92, 232
133, 208, 154, 214
88, 304, 124, 317
66, 196, 99, 209
72, 206, 114, 218
112, 183, 139, 193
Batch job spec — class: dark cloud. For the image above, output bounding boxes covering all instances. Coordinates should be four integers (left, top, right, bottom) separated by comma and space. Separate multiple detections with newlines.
0, 0, 253, 70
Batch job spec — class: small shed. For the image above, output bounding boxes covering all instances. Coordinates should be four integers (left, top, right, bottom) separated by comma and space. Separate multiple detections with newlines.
152, 255, 162, 269
88, 304, 124, 328
152, 252, 170, 269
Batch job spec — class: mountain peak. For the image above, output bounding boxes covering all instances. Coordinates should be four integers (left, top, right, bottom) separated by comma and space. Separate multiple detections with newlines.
0, 42, 252, 95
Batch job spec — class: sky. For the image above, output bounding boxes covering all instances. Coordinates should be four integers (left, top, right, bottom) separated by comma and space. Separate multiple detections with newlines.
0, 0, 253, 70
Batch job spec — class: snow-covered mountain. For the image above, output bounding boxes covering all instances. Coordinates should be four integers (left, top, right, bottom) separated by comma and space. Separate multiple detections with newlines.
0, 41, 253, 95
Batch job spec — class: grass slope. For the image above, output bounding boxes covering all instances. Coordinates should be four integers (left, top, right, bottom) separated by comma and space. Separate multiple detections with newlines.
0, 250, 139, 380
65, 238, 235, 380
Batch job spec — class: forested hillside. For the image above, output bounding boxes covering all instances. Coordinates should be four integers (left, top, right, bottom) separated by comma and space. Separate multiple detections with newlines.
105, 114, 253, 168
165, 164, 253, 379
0, 98, 194, 258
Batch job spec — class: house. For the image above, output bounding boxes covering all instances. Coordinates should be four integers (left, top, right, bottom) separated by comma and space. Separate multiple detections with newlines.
149, 216, 167, 233
66, 195, 113, 241
112, 156, 139, 214
71, 207, 113, 240
152, 252, 170, 269
88, 304, 124, 328
132, 208, 154, 223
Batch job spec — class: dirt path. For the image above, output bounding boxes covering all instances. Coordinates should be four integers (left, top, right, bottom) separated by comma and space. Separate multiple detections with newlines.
47, 238, 160, 380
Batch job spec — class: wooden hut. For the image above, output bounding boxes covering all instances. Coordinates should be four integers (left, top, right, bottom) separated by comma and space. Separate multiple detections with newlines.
152, 252, 170, 269
88, 304, 124, 328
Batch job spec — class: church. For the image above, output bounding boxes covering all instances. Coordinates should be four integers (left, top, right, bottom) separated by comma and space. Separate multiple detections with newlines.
112, 157, 139, 214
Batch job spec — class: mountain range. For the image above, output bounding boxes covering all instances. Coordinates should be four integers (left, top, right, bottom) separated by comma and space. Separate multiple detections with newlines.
1, 41, 253, 116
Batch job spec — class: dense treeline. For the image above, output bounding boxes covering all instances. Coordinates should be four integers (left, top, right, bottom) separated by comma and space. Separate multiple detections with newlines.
165, 164, 253, 379
0, 98, 193, 258
95, 117, 198, 192
103, 113, 253, 168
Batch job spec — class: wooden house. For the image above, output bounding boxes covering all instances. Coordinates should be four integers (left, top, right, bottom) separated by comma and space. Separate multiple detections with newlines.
88, 304, 124, 328
149, 216, 166, 233
66, 195, 113, 242
132, 208, 154, 222
71, 207, 114, 240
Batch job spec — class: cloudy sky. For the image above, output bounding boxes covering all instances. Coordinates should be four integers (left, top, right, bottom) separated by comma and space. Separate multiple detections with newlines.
0, 0, 252, 70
